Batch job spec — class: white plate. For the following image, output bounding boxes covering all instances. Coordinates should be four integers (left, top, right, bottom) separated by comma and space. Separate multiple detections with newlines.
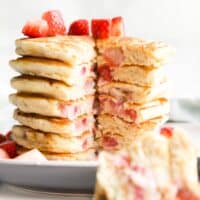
0, 123, 199, 192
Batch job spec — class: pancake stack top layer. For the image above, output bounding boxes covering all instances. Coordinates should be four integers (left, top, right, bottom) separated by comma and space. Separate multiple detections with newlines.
9, 36, 97, 160
94, 127, 200, 200
96, 37, 174, 151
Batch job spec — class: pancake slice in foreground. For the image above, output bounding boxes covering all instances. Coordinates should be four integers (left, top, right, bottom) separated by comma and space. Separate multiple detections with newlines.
97, 62, 166, 86
94, 127, 200, 200
10, 93, 94, 119
10, 57, 95, 85
17, 146, 96, 161
15, 36, 96, 65
99, 95, 169, 123
11, 125, 94, 153
97, 37, 174, 67
98, 81, 168, 104
98, 114, 167, 137
14, 109, 94, 137
11, 75, 95, 101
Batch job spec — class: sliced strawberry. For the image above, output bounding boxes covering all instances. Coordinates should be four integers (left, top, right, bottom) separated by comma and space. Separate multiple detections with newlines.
0, 149, 10, 159
42, 10, 66, 36
0, 141, 16, 158
111, 16, 124, 37
0, 134, 6, 143
68, 19, 89, 35
98, 65, 112, 81
124, 109, 137, 121
22, 19, 48, 38
91, 19, 111, 39
160, 127, 174, 138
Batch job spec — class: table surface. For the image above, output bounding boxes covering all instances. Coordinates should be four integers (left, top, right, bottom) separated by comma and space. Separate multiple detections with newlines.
0, 184, 92, 200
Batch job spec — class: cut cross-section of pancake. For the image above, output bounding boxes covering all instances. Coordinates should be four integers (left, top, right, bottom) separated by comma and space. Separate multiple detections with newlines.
10, 93, 94, 120
99, 95, 169, 123
98, 81, 168, 104
15, 36, 96, 65
10, 57, 95, 86
98, 114, 167, 137
97, 37, 174, 67
11, 125, 94, 153
11, 75, 95, 101
14, 109, 95, 137
17, 146, 97, 161
97, 63, 166, 86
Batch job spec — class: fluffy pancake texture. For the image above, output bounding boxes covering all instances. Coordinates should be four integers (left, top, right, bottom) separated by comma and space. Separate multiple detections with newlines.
99, 95, 169, 123
97, 114, 167, 137
98, 81, 168, 104
11, 125, 94, 153
10, 93, 94, 119
97, 37, 174, 67
94, 127, 200, 200
14, 109, 94, 136
98, 63, 166, 86
10, 57, 95, 85
11, 75, 95, 101
16, 36, 96, 65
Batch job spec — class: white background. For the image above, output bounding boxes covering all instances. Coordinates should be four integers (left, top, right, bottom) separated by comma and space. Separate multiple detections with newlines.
0, 0, 200, 131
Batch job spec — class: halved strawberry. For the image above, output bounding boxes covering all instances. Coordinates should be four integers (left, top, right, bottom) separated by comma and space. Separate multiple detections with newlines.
22, 19, 48, 38
68, 19, 89, 35
91, 19, 111, 39
0, 149, 10, 159
160, 127, 174, 138
111, 16, 124, 37
0, 141, 16, 158
42, 10, 66, 36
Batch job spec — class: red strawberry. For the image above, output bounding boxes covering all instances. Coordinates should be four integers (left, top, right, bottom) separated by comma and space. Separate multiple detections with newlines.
0, 149, 10, 159
98, 65, 112, 81
6, 131, 12, 140
42, 10, 66, 36
160, 127, 174, 138
22, 19, 48, 38
0, 141, 17, 158
68, 20, 89, 35
91, 19, 111, 39
111, 16, 124, 37
0, 134, 6, 143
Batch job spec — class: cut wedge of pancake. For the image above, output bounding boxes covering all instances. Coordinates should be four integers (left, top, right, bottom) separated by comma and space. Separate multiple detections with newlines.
97, 37, 174, 67
99, 95, 169, 123
98, 81, 168, 104
11, 75, 95, 101
98, 114, 167, 137
10, 93, 94, 120
17, 146, 96, 161
16, 36, 96, 65
10, 57, 95, 85
97, 62, 166, 86
12, 125, 94, 153
14, 109, 95, 137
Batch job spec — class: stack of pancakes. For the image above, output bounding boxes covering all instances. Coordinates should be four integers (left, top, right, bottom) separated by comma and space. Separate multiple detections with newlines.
96, 37, 173, 150
9, 36, 97, 160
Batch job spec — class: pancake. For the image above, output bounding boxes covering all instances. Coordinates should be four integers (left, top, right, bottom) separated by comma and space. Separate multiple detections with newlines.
10, 57, 95, 85
98, 81, 168, 104
17, 146, 97, 161
99, 95, 169, 123
94, 128, 200, 200
11, 75, 95, 101
97, 114, 167, 137
10, 93, 94, 120
11, 125, 94, 153
97, 37, 174, 67
97, 63, 166, 86
15, 36, 96, 65
14, 109, 95, 137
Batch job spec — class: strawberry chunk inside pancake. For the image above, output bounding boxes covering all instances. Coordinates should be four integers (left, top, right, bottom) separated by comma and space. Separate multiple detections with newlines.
103, 47, 125, 66
102, 135, 119, 150
160, 126, 174, 138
